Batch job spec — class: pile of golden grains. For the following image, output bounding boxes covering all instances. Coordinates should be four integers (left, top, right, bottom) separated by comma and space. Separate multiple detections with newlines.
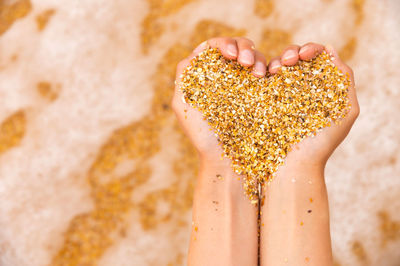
180, 48, 350, 201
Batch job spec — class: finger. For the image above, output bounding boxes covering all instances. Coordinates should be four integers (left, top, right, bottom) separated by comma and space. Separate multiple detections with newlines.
280, 45, 300, 66
325, 44, 359, 120
187, 40, 209, 60
325, 45, 354, 85
252, 50, 267, 77
207, 37, 238, 59
175, 41, 210, 85
175, 58, 191, 82
173, 38, 238, 114
234, 37, 256, 67
172, 58, 192, 117
299, 42, 325, 61
268, 56, 281, 74
180, 39, 222, 82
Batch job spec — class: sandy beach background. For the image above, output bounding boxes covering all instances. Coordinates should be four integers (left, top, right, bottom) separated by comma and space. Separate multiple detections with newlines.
0, 0, 399, 265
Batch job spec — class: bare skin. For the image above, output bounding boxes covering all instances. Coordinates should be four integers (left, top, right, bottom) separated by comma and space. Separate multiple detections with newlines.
261, 43, 359, 266
173, 37, 262, 266
172, 37, 359, 266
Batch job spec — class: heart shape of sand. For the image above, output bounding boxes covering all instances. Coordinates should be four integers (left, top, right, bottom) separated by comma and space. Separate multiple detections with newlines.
180, 48, 350, 200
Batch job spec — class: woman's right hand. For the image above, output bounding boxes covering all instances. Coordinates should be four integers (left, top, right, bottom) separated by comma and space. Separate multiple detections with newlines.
172, 37, 268, 167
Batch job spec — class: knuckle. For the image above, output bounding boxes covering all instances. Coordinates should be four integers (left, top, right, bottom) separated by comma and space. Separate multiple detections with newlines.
305, 42, 322, 48
209, 37, 224, 47
293, 44, 301, 50
236, 37, 254, 46
244, 37, 255, 45
222, 37, 234, 43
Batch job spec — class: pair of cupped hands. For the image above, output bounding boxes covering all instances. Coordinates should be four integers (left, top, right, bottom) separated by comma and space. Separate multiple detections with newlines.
173, 37, 360, 176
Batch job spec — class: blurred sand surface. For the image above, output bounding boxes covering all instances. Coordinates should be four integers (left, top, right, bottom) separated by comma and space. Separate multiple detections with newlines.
0, 0, 399, 265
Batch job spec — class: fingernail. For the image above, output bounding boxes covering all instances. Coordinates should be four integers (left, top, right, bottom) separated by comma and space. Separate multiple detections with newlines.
227, 44, 238, 57
282, 50, 297, 61
269, 60, 281, 70
254, 61, 266, 76
239, 49, 254, 65
299, 46, 309, 55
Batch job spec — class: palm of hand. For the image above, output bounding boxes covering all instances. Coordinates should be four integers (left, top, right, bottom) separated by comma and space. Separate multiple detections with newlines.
173, 38, 359, 169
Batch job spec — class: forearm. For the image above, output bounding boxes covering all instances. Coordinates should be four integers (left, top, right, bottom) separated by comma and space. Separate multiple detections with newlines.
188, 158, 258, 266
260, 161, 332, 266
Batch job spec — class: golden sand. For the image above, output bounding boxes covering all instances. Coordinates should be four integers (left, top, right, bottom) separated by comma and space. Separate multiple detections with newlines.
181, 48, 350, 201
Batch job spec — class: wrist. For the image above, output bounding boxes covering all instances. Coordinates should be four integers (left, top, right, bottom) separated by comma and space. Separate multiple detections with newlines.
279, 150, 326, 175
274, 156, 325, 183
199, 153, 235, 175
197, 156, 245, 195
279, 160, 325, 174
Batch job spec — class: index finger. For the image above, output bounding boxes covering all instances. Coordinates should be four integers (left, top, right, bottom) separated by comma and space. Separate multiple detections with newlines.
325, 45, 359, 120
174, 41, 210, 84
325, 45, 355, 86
